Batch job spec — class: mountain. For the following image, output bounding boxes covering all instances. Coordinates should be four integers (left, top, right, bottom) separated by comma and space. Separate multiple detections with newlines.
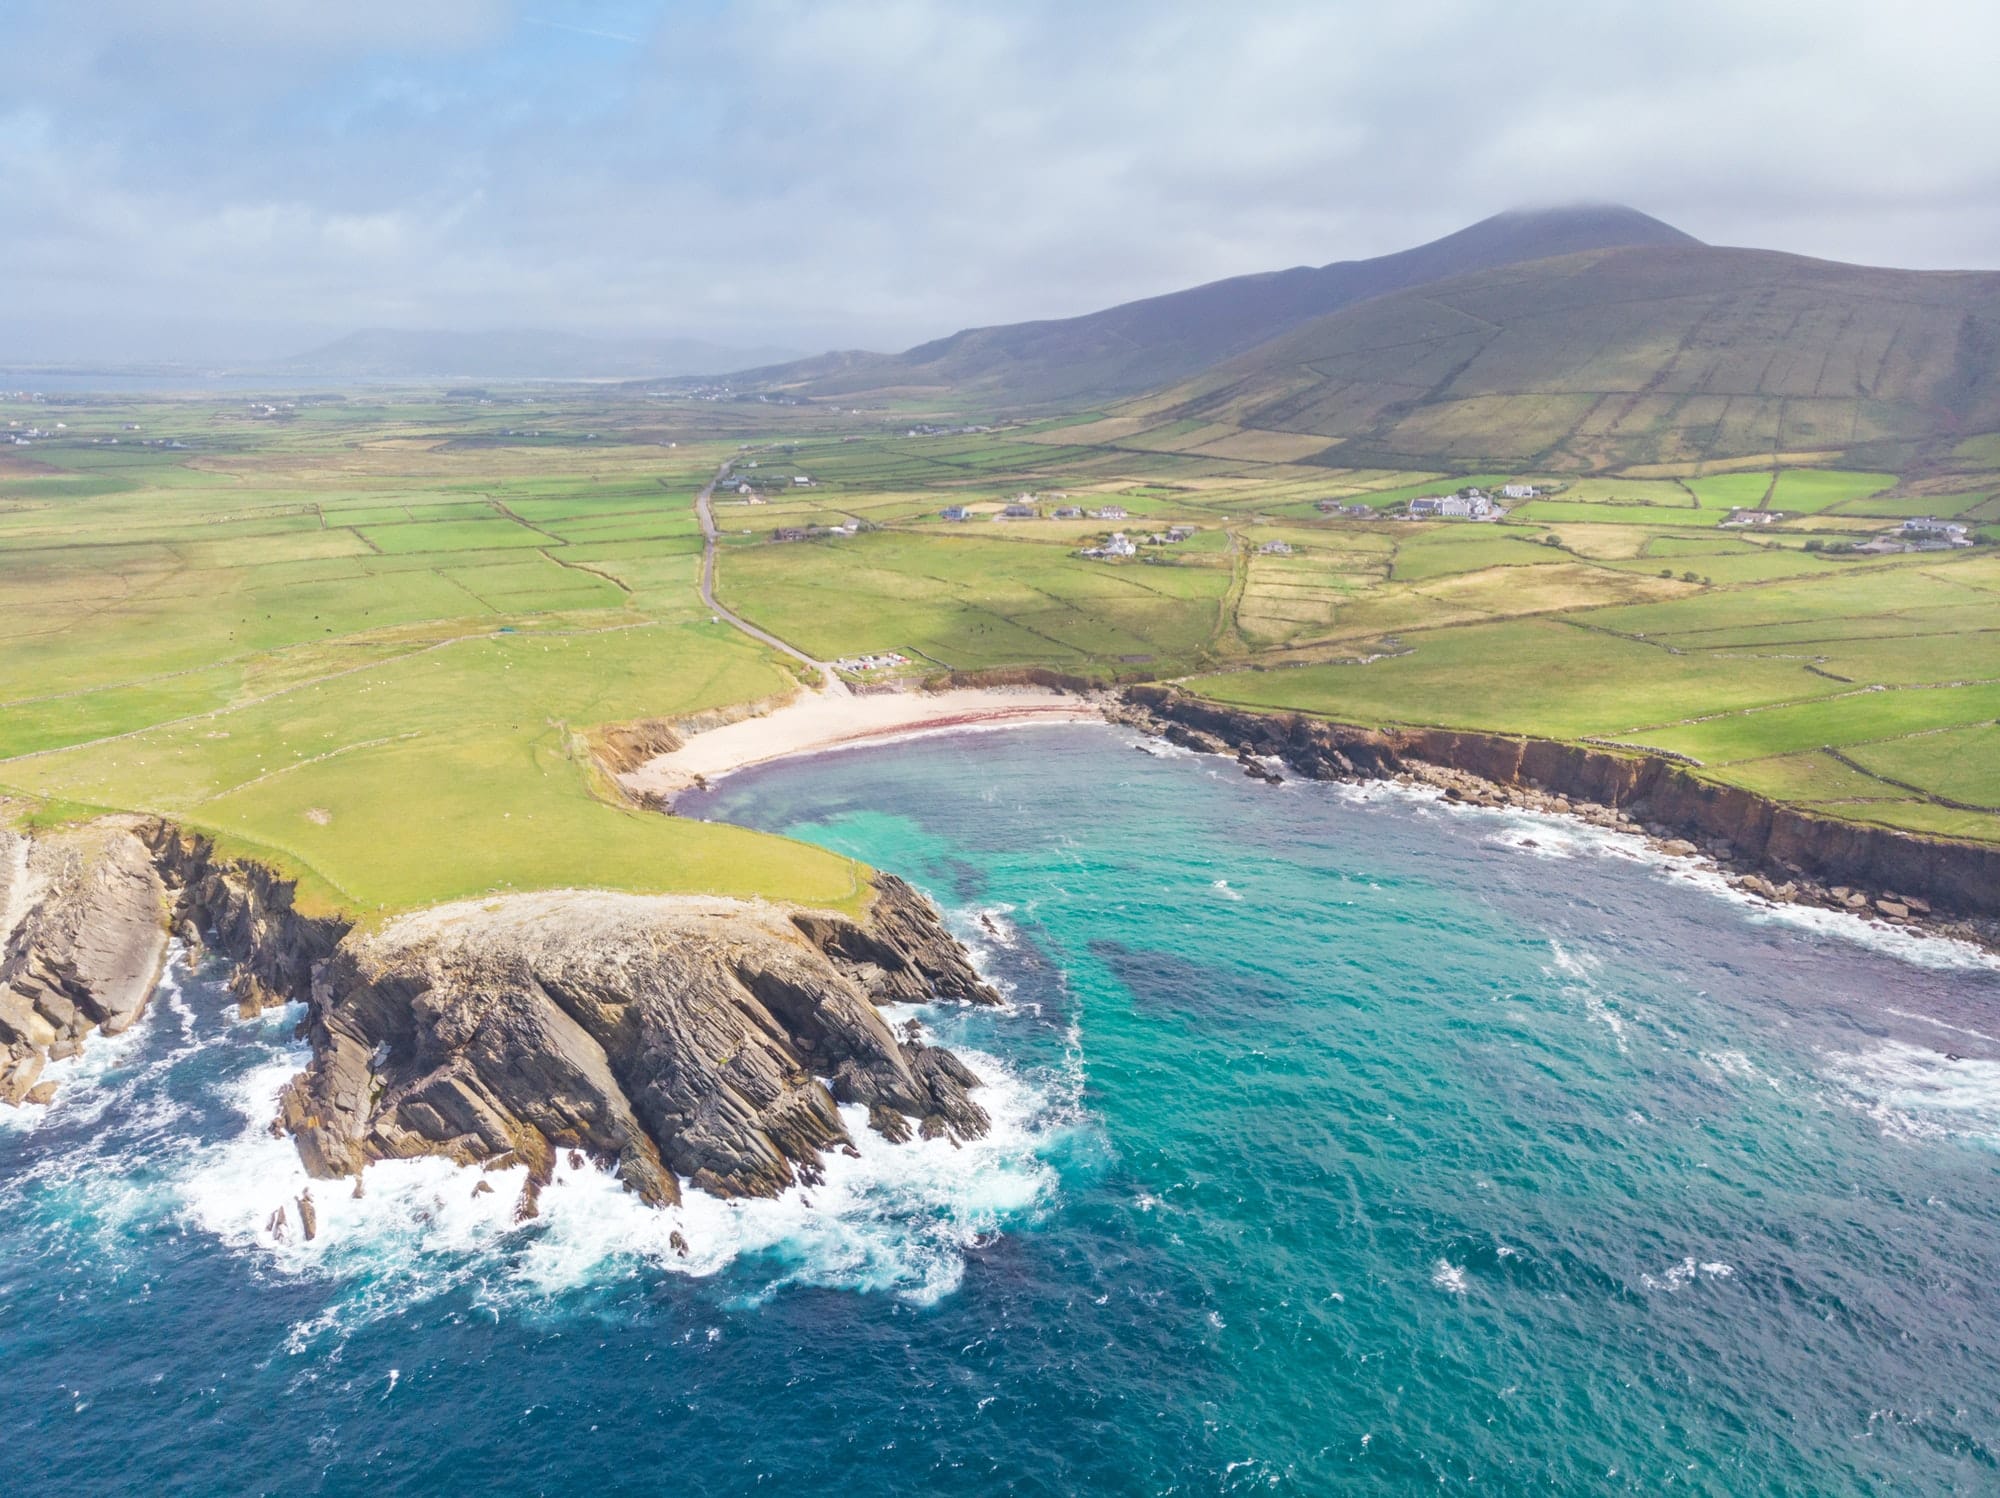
273, 329, 801, 381
725, 205, 1699, 406
1124, 244, 2000, 470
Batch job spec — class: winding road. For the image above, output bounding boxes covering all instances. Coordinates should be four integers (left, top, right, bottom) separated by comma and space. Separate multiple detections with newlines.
695, 461, 846, 692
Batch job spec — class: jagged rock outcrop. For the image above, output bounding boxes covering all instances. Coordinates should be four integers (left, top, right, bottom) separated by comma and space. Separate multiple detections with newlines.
4, 814, 1004, 1212
0, 819, 172, 1105
146, 825, 350, 1017
278, 885, 999, 1205
1125, 685, 2000, 931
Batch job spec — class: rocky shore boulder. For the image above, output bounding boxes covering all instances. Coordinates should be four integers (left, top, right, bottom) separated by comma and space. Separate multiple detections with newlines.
279, 885, 996, 1205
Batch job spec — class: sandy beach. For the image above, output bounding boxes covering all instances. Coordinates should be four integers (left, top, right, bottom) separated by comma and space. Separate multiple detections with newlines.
619, 686, 1103, 803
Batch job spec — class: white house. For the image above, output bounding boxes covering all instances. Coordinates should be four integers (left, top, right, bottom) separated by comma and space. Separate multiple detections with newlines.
1901, 517, 1972, 548
1500, 483, 1538, 499
1083, 532, 1137, 559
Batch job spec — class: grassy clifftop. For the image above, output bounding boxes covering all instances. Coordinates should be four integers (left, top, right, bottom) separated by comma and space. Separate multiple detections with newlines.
0, 398, 865, 919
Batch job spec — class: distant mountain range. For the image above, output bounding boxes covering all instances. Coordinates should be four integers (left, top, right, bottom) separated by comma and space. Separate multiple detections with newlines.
713, 206, 1700, 405
271, 329, 801, 381
707, 203, 2000, 467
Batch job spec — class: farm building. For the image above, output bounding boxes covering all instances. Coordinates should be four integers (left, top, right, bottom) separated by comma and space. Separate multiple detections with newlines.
1901, 517, 1972, 549
1082, 532, 1137, 559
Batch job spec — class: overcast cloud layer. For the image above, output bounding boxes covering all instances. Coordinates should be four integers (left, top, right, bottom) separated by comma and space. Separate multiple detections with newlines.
5, 0, 2000, 363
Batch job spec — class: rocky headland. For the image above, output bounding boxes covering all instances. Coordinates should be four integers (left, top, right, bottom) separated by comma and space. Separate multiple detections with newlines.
3, 814, 1000, 1216
1, 818, 173, 1105
1117, 686, 2000, 950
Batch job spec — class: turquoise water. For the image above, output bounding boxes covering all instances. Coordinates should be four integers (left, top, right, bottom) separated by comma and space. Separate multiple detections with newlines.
5, 722, 2000, 1493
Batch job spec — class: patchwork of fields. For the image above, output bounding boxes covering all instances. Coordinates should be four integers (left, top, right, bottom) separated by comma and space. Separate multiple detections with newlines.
5, 385, 2000, 921
0, 395, 864, 916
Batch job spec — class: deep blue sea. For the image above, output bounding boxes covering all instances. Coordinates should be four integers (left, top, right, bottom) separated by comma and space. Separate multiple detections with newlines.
6, 723, 2000, 1495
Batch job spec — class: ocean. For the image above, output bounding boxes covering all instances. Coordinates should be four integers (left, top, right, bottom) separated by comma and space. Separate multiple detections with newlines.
5, 722, 1999, 1494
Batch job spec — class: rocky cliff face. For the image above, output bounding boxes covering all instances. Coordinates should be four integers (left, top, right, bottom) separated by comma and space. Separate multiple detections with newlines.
3, 814, 1003, 1213
278, 879, 999, 1206
1, 819, 172, 1105
1125, 686, 2000, 931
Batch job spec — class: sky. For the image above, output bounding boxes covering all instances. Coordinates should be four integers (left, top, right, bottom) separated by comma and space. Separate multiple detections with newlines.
5, 0, 2000, 364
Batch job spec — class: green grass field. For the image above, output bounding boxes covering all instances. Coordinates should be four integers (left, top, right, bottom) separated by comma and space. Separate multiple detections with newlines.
6, 386, 2000, 917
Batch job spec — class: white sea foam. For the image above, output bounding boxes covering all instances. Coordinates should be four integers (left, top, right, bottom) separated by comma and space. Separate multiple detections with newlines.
1317, 772, 2000, 973
1822, 1040, 2000, 1150
1699, 1048, 1788, 1094
177, 1030, 1066, 1339
1544, 939, 1629, 1052
0, 948, 194, 1136
1210, 878, 1243, 901
1639, 1256, 1735, 1292
1431, 1259, 1469, 1294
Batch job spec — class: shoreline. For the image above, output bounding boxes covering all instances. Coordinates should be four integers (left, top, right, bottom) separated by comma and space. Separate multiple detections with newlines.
618, 686, 1104, 804
1112, 688, 2000, 958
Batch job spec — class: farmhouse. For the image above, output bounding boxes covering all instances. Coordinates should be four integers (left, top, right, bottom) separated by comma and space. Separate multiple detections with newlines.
939, 505, 970, 522
1082, 532, 1137, 559
999, 502, 1040, 519
1259, 540, 1294, 555
1092, 505, 1129, 520
1051, 505, 1084, 519
772, 527, 809, 542
1721, 508, 1782, 527
793, 475, 813, 487
1500, 483, 1539, 499
1901, 517, 1972, 549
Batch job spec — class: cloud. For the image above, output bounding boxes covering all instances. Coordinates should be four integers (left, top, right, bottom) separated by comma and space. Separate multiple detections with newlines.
3, 0, 1999, 362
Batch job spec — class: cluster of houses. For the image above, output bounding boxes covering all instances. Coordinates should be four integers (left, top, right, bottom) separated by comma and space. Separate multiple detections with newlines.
1080, 523, 1197, 560
1315, 482, 1538, 520
1854, 517, 1975, 554
834, 651, 910, 674
938, 501, 1131, 523
1408, 489, 1501, 520
904, 423, 994, 437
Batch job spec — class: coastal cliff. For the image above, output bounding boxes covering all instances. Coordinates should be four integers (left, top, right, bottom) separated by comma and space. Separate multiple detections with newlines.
0, 819, 172, 1105
278, 880, 997, 1207
2, 817, 1001, 1209
1123, 686, 2000, 939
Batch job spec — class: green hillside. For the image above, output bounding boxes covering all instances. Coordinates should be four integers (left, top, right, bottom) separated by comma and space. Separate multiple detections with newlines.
1129, 245, 2000, 472
723, 206, 1697, 408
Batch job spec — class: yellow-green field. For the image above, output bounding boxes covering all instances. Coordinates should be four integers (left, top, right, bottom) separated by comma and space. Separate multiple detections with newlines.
6, 386, 2000, 920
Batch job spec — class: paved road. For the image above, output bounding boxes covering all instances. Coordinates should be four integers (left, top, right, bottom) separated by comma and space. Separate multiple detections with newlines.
695, 461, 845, 693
